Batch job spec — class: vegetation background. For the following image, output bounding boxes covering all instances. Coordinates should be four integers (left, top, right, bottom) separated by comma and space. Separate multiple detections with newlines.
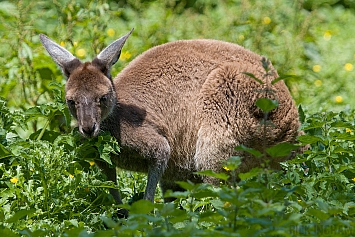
2, 0, 355, 236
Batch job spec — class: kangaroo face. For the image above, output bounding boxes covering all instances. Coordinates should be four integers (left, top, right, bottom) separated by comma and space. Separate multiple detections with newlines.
65, 62, 116, 137
39, 30, 133, 137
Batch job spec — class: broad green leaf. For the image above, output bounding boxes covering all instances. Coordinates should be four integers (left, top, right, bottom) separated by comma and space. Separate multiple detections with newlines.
302, 121, 326, 130
130, 200, 154, 214
193, 189, 219, 199
306, 208, 330, 221
97, 144, 113, 165
209, 199, 225, 210
0, 2, 17, 17
176, 181, 196, 191
235, 145, 263, 158
164, 190, 189, 199
64, 228, 90, 237
223, 156, 241, 171
6, 209, 36, 223
266, 142, 298, 157
29, 130, 60, 142
330, 121, 353, 128
255, 98, 278, 112
239, 167, 263, 180
297, 135, 324, 144
197, 170, 230, 181
0, 143, 13, 159
332, 132, 355, 140
0, 229, 19, 237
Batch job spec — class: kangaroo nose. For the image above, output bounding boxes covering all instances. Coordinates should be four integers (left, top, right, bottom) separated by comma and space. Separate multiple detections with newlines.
81, 123, 97, 137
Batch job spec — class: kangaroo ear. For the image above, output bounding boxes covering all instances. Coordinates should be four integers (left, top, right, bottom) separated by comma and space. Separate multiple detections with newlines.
39, 34, 82, 78
93, 28, 134, 79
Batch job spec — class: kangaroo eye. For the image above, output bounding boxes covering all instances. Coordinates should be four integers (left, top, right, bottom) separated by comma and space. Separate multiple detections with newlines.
100, 95, 108, 103
67, 99, 75, 106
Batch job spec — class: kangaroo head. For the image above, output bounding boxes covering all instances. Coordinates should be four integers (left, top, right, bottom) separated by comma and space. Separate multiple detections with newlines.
40, 29, 133, 137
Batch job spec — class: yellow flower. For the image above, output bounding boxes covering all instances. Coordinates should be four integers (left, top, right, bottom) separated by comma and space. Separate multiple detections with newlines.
298, 199, 301, 202
323, 30, 332, 41
344, 63, 353, 71
314, 80, 322, 87
352, 177, 355, 182
346, 128, 352, 133
224, 202, 231, 208
69, 174, 74, 179
312, 65, 321, 72
107, 28, 115, 37
89, 161, 95, 166
10, 177, 18, 184
223, 166, 230, 171
60, 41, 65, 47
262, 17, 271, 25
73, 41, 78, 47
76, 48, 86, 58
120, 51, 132, 61
335, 96, 343, 103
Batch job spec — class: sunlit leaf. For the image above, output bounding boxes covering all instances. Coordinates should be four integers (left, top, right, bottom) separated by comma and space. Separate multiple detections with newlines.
0, 143, 13, 159
6, 209, 36, 223
239, 168, 263, 180
235, 145, 263, 158
196, 170, 230, 181
255, 98, 279, 112
266, 142, 298, 157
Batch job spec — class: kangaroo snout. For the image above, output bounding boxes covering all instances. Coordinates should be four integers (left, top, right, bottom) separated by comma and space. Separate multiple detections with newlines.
80, 122, 98, 137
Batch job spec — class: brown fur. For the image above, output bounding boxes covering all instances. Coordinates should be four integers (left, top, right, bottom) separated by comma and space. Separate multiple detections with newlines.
40, 31, 301, 214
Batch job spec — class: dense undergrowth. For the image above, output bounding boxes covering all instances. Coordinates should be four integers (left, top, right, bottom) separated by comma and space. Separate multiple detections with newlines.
2, 0, 355, 236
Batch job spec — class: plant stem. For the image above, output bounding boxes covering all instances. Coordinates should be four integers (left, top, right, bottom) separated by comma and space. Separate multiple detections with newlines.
37, 116, 52, 141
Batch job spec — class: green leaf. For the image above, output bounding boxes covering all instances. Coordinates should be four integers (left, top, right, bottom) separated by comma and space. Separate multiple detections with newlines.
255, 98, 278, 112
239, 167, 263, 180
332, 132, 355, 140
196, 170, 230, 181
298, 105, 305, 123
271, 74, 302, 85
64, 228, 89, 237
194, 189, 219, 199
330, 121, 353, 128
297, 135, 324, 144
175, 181, 196, 191
164, 190, 189, 199
6, 209, 36, 223
307, 208, 330, 221
235, 145, 263, 158
266, 142, 298, 157
0, 229, 19, 237
0, 143, 13, 159
0, 2, 17, 17
97, 144, 113, 165
130, 200, 154, 214
223, 156, 242, 171
243, 72, 264, 84
29, 130, 60, 142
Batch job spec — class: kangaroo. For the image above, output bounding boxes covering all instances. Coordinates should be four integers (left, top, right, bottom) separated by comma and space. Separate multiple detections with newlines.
40, 29, 301, 216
